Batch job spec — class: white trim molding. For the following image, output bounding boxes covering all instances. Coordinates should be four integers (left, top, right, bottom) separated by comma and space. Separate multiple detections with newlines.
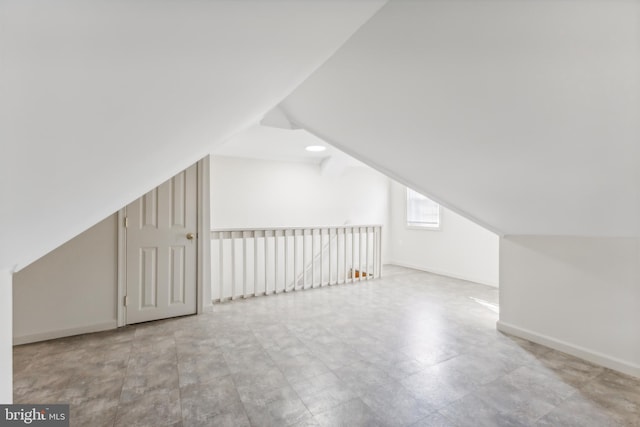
197, 156, 213, 313
13, 321, 118, 346
116, 209, 127, 327
497, 320, 640, 378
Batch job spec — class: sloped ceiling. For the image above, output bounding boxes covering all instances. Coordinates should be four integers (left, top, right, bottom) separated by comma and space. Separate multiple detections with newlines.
0, 0, 387, 270
282, 0, 640, 237
213, 124, 365, 167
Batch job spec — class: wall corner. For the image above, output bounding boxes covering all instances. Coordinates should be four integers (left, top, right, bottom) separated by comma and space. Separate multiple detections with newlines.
1, 269, 13, 403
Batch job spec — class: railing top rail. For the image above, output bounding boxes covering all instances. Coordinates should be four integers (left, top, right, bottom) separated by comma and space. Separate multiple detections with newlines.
211, 224, 383, 234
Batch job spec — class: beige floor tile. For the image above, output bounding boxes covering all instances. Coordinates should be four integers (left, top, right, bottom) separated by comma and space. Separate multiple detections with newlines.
12, 266, 640, 427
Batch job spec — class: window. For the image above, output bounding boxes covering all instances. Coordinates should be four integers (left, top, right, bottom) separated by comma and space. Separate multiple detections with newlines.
406, 187, 440, 229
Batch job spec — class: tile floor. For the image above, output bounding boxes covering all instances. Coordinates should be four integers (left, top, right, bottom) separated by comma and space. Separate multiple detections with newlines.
13, 266, 640, 426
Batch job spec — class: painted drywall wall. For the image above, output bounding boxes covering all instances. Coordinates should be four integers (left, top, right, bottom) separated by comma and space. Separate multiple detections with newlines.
0, 270, 12, 403
498, 236, 640, 376
282, 0, 640, 237
210, 155, 390, 233
388, 182, 499, 287
210, 155, 390, 300
13, 215, 118, 344
0, 0, 387, 272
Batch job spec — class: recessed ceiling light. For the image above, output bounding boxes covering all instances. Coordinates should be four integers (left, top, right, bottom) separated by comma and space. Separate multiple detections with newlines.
306, 145, 327, 152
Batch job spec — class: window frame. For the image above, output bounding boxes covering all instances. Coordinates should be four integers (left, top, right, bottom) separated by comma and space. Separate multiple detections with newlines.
405, 187, 442, 231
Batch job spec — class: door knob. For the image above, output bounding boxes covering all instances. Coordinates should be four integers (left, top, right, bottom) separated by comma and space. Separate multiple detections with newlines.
186, 233, 195, 240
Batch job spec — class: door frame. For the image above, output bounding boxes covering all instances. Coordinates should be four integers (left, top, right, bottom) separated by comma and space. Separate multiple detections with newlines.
116, 156, 212, 327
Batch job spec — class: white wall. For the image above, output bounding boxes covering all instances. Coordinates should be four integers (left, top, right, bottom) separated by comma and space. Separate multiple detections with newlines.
388, 181, 499, 287
0, 269, 12, 403
210, 155, 390, 235
498, 236, 640, 377
209, 155, 391, 299
13, 215, 118, 344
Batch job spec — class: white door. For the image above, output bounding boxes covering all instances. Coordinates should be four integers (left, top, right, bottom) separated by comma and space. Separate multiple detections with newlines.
125, 164, 198, 324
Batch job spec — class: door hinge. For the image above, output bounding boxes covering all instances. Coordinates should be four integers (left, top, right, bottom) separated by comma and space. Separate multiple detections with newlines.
124, 295, 129, 306
124, 217, 129, 228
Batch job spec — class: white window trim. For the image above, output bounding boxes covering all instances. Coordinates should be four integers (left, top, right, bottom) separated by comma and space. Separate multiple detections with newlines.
405, 187, 442, 231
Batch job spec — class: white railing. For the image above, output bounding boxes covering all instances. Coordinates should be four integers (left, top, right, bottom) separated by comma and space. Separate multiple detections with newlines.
211, 225, 382, 302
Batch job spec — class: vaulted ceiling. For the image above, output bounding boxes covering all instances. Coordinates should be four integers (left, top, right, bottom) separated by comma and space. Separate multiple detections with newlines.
0, 0, 386, 270
2, 0, 639, 271
213, 124, 365, 168
283, 0, 640, 237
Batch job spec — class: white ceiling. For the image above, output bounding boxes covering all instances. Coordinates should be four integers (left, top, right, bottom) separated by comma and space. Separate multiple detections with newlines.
3, 0, 638, 272
213, 124, 365, 167
283, 0, 640, 237
0, 0, 387, 270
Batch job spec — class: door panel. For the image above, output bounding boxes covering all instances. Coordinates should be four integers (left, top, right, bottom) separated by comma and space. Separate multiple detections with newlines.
169, 246, 185, 304
140, 247, 158, 308
126, 164, 197, 324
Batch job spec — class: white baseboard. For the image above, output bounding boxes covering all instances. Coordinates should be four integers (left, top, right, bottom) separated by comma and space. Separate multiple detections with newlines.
388, 260, 498, 288
13, 321, 118, 346
497, 320, 640, 378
